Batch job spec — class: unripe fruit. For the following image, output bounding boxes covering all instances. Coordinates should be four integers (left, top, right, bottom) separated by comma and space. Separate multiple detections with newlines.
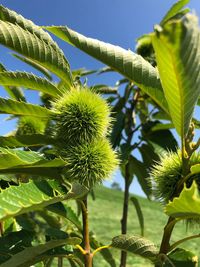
151, 150, 200, 203
53, 88, 111, 145
61, 139, 119, 188
16, 116, 45, 136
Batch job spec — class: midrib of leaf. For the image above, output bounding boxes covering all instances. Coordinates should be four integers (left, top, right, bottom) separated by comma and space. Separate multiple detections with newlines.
0, 97, 54, 118
0, 71, 61, 97
165, 39, 184, 139
152, 15, 200, 139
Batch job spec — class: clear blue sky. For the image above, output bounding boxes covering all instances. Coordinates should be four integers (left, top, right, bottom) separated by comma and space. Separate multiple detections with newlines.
0, 0, 200, 197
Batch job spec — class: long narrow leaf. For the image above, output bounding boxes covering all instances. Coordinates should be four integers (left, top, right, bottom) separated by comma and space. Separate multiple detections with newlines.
0, 134, 55, 148
0, 20, 72, 86
130, 196, 144, 236
0, 229, 81, 267
12, 53, 52, 80
45, 26, 168, 113
0, 63, 25, 101
0, 97, 54, 117
0, 147, 66, 178
152, 14, 200, 138
160, 0, 190, 25
0, 71, 60, 97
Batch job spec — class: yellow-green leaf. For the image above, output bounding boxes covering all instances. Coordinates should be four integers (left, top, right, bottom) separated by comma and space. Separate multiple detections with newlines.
152, 14, 200, 138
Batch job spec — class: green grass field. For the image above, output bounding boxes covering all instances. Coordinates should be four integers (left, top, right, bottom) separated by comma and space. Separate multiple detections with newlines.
82, 186, 200, 267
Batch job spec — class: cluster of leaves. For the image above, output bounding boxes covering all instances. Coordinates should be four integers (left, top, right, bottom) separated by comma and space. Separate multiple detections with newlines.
0, 0, 200, 266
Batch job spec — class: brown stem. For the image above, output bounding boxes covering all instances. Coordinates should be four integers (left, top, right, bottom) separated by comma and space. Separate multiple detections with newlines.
159, 217, 176, 254
154, 218, 177, 267
0, 222, 3, 236
81, 197, 93, 267
120, 167, 131, 267
58, 257, 63, 267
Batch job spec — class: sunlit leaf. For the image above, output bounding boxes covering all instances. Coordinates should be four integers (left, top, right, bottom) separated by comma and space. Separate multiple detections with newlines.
160, 0, 190, 25
165, 182, 200, 218
190, 164, 200, 175
0, 180, 87, 221
45, 26, 169, 113
0, 134, 55, 148
0, 5, 72, 86
12, 54, 52, 80
152, 14, 200, 138
0, 97, 54, 117
0, 63, 25, 101
0, 71, 60, 97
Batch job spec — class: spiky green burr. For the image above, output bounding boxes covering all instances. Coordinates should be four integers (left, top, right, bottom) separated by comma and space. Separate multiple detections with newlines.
53, 88, 111, 145
16, 116, 45, 135
151, 150, 200, 203
61, 138, 118, 188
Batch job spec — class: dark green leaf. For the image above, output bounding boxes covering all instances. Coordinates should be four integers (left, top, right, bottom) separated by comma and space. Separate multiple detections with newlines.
46, 203, 82, 231
129, 156, 151, 198
0, 229, 81, 267
111, 235, 158, 262
165, 248, 198, 267
130, 196, 144, 236
110, 111, 125, 148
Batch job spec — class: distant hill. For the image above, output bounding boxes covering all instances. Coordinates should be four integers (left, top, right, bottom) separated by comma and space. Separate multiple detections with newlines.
87, 186, 200, 267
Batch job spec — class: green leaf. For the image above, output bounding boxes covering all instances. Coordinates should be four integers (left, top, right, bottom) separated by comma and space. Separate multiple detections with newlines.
151, 123, 174, 131
0, 180, 87, 221
0, 229, 81, 267
130, 196, 144, 236
110, 111, 125, 148
160, 0, 190, 25
152, 14, 200, 138
139, 143, 159, 171
142, 123, 178, 152
0, 134, 55, 148
129, 155, 151, 198
0, 71, 61, 97
165, 182, 200, 218
0, 147, 44, 169
0, 97, 54, 117
12, 54, 52, 80
0, 14, 72, 85
45, 26, 169, 113
46, 203, 82, 231
0, 147, 67, 178
190, 164, 200, 175
0, 63, 26, 101
111, 235, 158, 262
165, 248, 198, 267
